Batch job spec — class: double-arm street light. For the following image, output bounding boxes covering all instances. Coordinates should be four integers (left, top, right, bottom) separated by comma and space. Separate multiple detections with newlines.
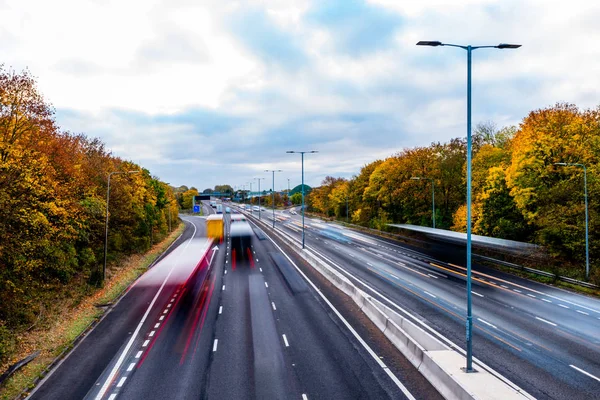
411, 176, 436, 229
104, 170, 140, 283
254, 177, 265, 219
286, 150, 318, 249
417, 40, 520, 372
554, 162, 590, 280
265, 170, 282, 228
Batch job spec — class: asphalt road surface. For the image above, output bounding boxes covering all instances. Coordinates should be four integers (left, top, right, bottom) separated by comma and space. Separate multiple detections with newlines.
27, 203, 440, 400
252, 205, 600, 400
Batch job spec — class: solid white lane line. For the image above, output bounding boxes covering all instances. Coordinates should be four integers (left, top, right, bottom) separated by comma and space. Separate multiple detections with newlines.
154, 323, 160, 329
542, 299, 552, 303
135, 351, 143, 359
265, 282, 269, 288
149, 330, 155, 337
535, 317, 557, 327
570, 365, 600, 382
117, 377, 126, 388
127, 362, 136, 372
577, 310, 589, 316
219, 306, 223, 314
472, 291, 484, 298
258, 225, 416, 400
272, 302, 277, 311
213, 339, 218, 352
282, 334, 289, 347
527, 294, 536, 298
424, 291, 437, 298
477, 318, 497, 329
108, 394, 117, 400
142, 340, 150, 347
559, 304, 569, 309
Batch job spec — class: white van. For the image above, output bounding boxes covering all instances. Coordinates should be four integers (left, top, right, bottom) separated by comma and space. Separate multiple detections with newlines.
216, 204, 223, 214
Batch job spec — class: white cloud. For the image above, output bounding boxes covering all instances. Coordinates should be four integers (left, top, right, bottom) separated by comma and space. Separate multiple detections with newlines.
3, 0, 600, 189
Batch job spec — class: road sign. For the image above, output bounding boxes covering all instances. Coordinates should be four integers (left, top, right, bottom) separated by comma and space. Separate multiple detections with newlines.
193, 205, 200, 213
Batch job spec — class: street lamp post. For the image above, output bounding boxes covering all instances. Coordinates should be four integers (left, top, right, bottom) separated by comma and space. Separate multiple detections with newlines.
554, 162, 590, 280
265, 170, 282, 228
417, 40, 520, 372
104, 170, 140, 283
254, 177, 264, 219
346, 196, 349, 223
286, 150, 318, 249
411, 176, 436, 229
248, 182, 253, 213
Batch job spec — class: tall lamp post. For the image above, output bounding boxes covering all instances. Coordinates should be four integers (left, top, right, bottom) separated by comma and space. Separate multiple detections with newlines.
554, 162, 590, 280
104, 170, 140, 283
286, 150, 318, 249
265, 169, 282, 228
411, 176, 436, 229
417, 40, 520, 372
248, 181, 253, 212
254, 177, 264, 219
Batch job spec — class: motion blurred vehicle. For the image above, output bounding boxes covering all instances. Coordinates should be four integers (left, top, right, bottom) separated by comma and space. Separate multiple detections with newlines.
252, 206, 260, 211
230, 221, 253, 258
210, 200, 217, 208
206, 214, 224, 240
230, 214, 247, 223
317, 226, 352, 244
225, 207, 231, 213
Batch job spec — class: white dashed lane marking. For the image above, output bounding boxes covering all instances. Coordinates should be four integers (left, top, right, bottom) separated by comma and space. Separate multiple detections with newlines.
570, 364, 600, 382
142, 340, 149, 347
127, 362, 136, 372
135, 351, 143, 359
283, 334, 290, 347
535, 316, 557, 327
219, 306, 223, 314
213, 339, 218, 352
117, 377, 126, 388
424, 291, 437, 298
471, 291, 484, 298
477, 318, 497, 329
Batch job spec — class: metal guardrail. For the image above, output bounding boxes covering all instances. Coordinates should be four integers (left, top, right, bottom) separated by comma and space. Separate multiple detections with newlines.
474, 254, 599, 290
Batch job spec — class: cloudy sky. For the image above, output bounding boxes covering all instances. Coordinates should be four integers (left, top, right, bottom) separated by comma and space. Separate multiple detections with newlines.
1, 0, 599, 191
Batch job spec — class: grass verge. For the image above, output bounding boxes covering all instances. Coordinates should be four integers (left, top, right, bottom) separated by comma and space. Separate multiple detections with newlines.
0, 223, 186, 400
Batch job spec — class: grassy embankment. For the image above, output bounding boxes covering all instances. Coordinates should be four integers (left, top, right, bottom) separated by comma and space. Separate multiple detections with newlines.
0, 223, 186, 400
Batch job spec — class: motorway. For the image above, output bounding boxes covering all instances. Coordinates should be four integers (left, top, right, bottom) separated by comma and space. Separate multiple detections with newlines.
248, 205, 600, 400
26, 202, 441, 400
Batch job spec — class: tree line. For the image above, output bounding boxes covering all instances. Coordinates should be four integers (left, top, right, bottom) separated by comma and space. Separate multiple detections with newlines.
0, 67, 180, 362
306, 103, 600, 284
